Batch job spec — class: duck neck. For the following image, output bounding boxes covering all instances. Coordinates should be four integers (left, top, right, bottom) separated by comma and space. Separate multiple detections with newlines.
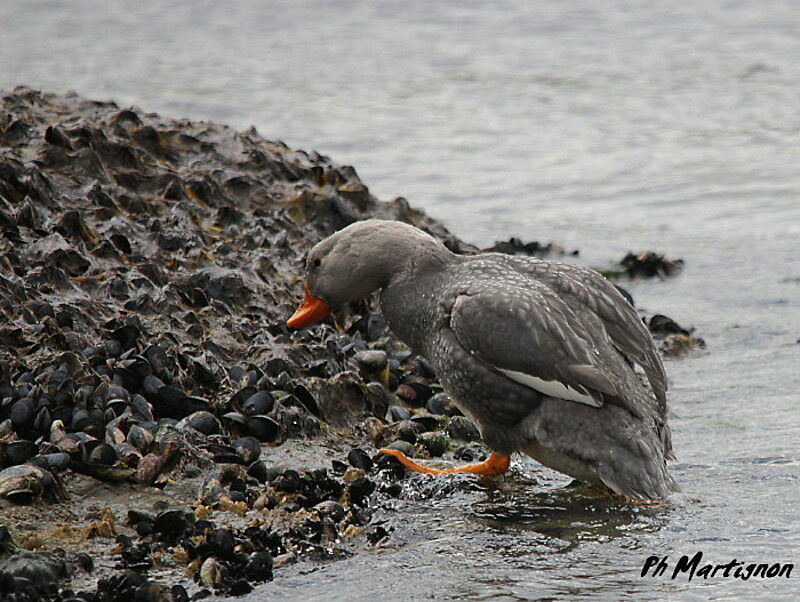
379, 244, 452, 352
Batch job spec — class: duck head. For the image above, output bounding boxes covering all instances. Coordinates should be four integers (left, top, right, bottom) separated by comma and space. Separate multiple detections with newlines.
286, 219, 448, 328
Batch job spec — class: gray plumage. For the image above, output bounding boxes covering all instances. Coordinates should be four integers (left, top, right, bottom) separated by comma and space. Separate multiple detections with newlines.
303, 219, 679, 499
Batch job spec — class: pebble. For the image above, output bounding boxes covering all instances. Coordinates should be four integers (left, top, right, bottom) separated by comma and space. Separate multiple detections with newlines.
446, 416, 481, 442
418, 432, 450, 457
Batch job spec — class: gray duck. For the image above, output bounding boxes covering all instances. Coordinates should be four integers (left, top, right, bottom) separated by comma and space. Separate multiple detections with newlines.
287, 219, 678, 499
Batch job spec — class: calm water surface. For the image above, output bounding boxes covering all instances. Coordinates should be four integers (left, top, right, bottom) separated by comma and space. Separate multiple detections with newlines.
2, 1, 798, 599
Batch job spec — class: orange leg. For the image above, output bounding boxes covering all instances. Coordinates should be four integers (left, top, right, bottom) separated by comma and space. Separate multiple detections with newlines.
376, 449, 510, 477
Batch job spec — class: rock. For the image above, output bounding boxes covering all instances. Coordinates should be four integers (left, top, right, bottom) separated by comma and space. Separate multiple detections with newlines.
382, 440, 416, 457
621, 251, 684, 278
446, 416, 480, 442
418, 432, 450, 457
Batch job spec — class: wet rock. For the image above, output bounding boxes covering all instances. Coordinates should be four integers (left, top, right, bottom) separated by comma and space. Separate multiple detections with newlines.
453, 443, 488, 462
648, 314, 706, 356
381, 440, 416, 457
621, 251, 684, 278
418, 432, 450, 457
0, 550, 69, 596
482, 237, 575, 257
649, 314, 690, 336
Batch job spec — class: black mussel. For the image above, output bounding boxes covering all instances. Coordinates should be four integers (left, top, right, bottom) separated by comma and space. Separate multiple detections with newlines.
110, 324, 140, 350
106, 385, 130, 402
154, 385, 185, 418
142, 344, 172, 377
386, 405, 411, 422
649, 314, 691, 336
70, 408, 90, 431
29, 452, 70, 473
127, 424, 154, 453
104, 339, 122, 358
88, 442, 118, 466
10, 400, 33, 432
396, 420, 423, 443
242, 391, 274, 416
245, 550, 273, 583
395, 381, 435, 406
2, 440, 39, 467
205, 528, 235, 559
152, 509, 194, 537
271, 469, 302, 493
427, 393, 462, 417
353, 349, 388, 372
410, 414, 442, 433
232, 437, 261, 464
229, 386, 257, 409
127, 509, 156, 527
142, 374, 165, 397
276, 405, 318, 438
113, 443, 142, 466
105, 423, 126, 445
106, 397, 128, 416
130, 394, 154, 422
292, 384, 320, 417
181, 395, 209, 415
347, 448, 373, 472
122, 356, 153, 381
247, 461, 268, 483
207, 443, 243, 465
245, 415, 281, 443
221, 412, 247, 432
55, 431, 95, 455
347, 476, 375, 506
103, 407, 117, 423
136, 453, 163, 485
365, 382, 390, 419
33, 406, 52, 435
0, 464, 65, 504
446, 416, 480, 442
314, 500, 345, 522
177, 411, 220, 436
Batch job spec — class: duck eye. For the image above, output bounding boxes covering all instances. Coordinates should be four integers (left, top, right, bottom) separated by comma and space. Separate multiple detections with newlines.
311, 257, 321, 268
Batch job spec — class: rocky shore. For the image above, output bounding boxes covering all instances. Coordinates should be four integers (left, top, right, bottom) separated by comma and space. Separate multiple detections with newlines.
0, 87, 701, 601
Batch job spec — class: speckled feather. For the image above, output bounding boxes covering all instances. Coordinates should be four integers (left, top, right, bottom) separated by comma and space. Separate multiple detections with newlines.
304, 219, 679, 499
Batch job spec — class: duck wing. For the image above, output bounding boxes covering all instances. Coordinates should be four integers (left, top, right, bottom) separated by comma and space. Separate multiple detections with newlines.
514, 259, 668, 409
447, 280, 622, 409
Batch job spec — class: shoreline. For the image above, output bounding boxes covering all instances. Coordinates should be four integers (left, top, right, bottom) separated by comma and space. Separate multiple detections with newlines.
0, 87, 699, 600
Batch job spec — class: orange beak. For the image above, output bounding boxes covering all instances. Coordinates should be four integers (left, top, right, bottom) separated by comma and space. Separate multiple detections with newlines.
287, 282, 331, 329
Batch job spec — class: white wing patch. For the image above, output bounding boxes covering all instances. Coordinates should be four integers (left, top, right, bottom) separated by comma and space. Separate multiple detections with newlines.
499, 369, 602, 407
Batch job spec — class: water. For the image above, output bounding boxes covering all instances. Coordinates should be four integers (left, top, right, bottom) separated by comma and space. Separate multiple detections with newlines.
2, 1, 798, 599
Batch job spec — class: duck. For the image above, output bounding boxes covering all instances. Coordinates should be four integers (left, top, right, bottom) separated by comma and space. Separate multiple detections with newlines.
287, 219, 679, 499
